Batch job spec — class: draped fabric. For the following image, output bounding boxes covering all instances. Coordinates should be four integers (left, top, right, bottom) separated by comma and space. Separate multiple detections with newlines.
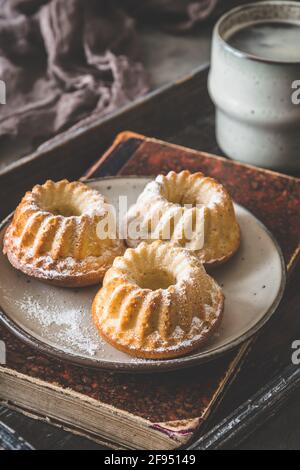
0, 0, 218, 160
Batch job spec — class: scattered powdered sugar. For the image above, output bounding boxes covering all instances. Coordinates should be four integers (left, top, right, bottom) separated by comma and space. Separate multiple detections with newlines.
12, 252, 101, 280
13, 292, 101, 356
172, 325, 185, 337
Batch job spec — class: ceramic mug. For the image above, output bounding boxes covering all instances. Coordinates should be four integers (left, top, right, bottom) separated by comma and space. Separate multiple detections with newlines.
208, 1, 300, 171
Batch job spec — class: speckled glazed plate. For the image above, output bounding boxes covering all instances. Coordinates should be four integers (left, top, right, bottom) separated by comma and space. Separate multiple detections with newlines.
0, 177, 286, 372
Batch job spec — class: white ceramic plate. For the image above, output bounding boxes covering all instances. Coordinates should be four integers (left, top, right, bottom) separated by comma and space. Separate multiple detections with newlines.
0, 177, 286, 372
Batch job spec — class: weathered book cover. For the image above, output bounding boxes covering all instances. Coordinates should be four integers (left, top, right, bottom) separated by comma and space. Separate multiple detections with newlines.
0, 132, 299, 449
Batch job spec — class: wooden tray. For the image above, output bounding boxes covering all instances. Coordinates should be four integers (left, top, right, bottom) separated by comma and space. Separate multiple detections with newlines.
0, 60, 299, 447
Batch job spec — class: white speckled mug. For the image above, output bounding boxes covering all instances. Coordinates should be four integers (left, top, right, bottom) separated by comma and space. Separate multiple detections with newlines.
208, 1, 300, 171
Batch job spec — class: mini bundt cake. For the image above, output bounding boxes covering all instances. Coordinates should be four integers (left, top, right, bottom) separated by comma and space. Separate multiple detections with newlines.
92, 241, 224, 359
125, 170, 240, 266
3, 180, 125, 287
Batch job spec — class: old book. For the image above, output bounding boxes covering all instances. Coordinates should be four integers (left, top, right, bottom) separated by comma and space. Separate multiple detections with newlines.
0, 133, 299, 449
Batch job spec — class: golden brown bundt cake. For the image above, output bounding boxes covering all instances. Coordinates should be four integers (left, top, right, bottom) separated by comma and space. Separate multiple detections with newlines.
125, 170, 240, 266
3, 180, 125, 287
92, 241, 224, 359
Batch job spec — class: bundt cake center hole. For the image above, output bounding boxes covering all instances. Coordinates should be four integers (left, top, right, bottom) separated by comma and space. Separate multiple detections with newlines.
166, 192, 198, 208
138, 269, 176, 291
50, 204, 81, 217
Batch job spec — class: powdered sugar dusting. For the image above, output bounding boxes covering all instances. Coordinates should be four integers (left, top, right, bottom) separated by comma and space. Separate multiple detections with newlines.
10, 291, 101, 356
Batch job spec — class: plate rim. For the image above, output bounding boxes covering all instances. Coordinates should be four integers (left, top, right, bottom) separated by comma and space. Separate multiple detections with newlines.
0, 176, 287, 373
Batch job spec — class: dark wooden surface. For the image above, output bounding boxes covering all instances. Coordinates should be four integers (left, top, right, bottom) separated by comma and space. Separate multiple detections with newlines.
190, 364, 300, 450
0, 418, 34, 450
0, 67, 300, 449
